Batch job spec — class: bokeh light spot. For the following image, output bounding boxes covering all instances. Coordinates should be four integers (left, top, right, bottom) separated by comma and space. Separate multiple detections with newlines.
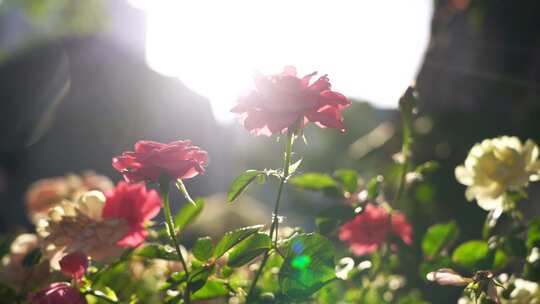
291, 255, 311, 269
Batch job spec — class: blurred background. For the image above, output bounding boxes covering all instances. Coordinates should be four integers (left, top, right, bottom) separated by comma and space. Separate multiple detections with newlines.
1, 0, 540, 302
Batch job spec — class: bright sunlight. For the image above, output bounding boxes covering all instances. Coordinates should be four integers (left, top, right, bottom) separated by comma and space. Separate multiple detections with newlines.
130, 0, 432, 122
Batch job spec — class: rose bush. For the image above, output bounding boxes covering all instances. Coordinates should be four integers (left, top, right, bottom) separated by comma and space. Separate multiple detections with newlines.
1, 71, 539, 304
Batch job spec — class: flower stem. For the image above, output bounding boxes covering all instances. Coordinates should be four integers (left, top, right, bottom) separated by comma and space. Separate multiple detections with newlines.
159, 181, 190, 304
247, 129, 295, 300
394, 88, 414, 206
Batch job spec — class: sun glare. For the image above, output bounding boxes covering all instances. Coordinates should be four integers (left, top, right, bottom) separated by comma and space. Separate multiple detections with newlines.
130, 0, 432, 122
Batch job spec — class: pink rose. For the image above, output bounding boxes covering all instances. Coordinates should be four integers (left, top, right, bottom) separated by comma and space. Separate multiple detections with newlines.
59, 251, 88, 281
112, 140, 208, 183
103, 182, 162, 247
339, 203, 412, 256
231, 66, 351, 136
28, 282, 86, 304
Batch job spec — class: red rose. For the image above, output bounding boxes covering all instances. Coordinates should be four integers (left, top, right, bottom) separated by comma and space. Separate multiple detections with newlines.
231, 66, 351, 136
339, 203, 412, 256
59, 251, 88, 281
28, 282, 87, 304
103, 182, 162, 247
112, 140, 208, 183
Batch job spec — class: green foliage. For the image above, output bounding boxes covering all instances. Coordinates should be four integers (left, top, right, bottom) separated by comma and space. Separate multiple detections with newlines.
193, 237, 214, 261
189, 264, 214, 293
135, 244, 182, 261
422, 221, 459, 258
227, 232, 271, 267
213, 225, 263, 258
315, 205, 356, 235
279, 233, 336, 301
366, 175, 383, 200
191, 280, 229, 300
227, 170, 266, 202
175, 197, 204, 232
527, 218, 540, 250
451, 240, 505, 271
290, 173, 339, 192
334, 169, 358, 193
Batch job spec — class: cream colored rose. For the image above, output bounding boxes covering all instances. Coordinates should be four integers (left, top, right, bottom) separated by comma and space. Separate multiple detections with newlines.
508, 279, 540, 304
38, 191, 130, 264
26, 171, 114, 224
455, 136, 540, 210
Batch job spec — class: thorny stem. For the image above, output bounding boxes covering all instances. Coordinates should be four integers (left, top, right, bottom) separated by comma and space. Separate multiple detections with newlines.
247, 129, 295, 301
160, 181, 191, 304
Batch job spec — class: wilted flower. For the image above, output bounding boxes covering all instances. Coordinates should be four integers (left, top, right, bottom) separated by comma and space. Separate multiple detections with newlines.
458, 275, 540, 304
112, 140, 208, 183
455, 136, 540, 210
59, 251, 88, 281
0, 233, 49, 290
38, 191, 129, 262
25, 171, 114, 223
427, 268, 473, 286
339, 204, 412, 256
39, 183, 160, 261
28, 282, 87, 304
231, 66, 351, 136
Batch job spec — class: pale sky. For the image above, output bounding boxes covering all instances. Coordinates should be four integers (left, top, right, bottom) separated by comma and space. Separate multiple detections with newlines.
129, 0, 433, 122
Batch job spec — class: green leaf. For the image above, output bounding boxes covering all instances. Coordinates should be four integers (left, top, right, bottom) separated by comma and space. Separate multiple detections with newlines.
213, 225, 263, 258
160, 271, 187, 291
279, 233, 336, 300
527, 218, 540, 250
189, 264, 213, 293
102, 287, 119, 302
227, 170, 265, 202
315, 205, 356, 235
290, 173, 339, 193
22, 248, 41, 267
422, 221, 460, 258
135, 244, 181, 261
175, 197, 204, 232
366, 176, 383, 200
193, 237, 214, 261
334, 169, 358, 193
288, 158, 303, 175
228, 233, 271, 267
191, 280, 229, 300
452, 240, 491, 271
493, 249, 508, 270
